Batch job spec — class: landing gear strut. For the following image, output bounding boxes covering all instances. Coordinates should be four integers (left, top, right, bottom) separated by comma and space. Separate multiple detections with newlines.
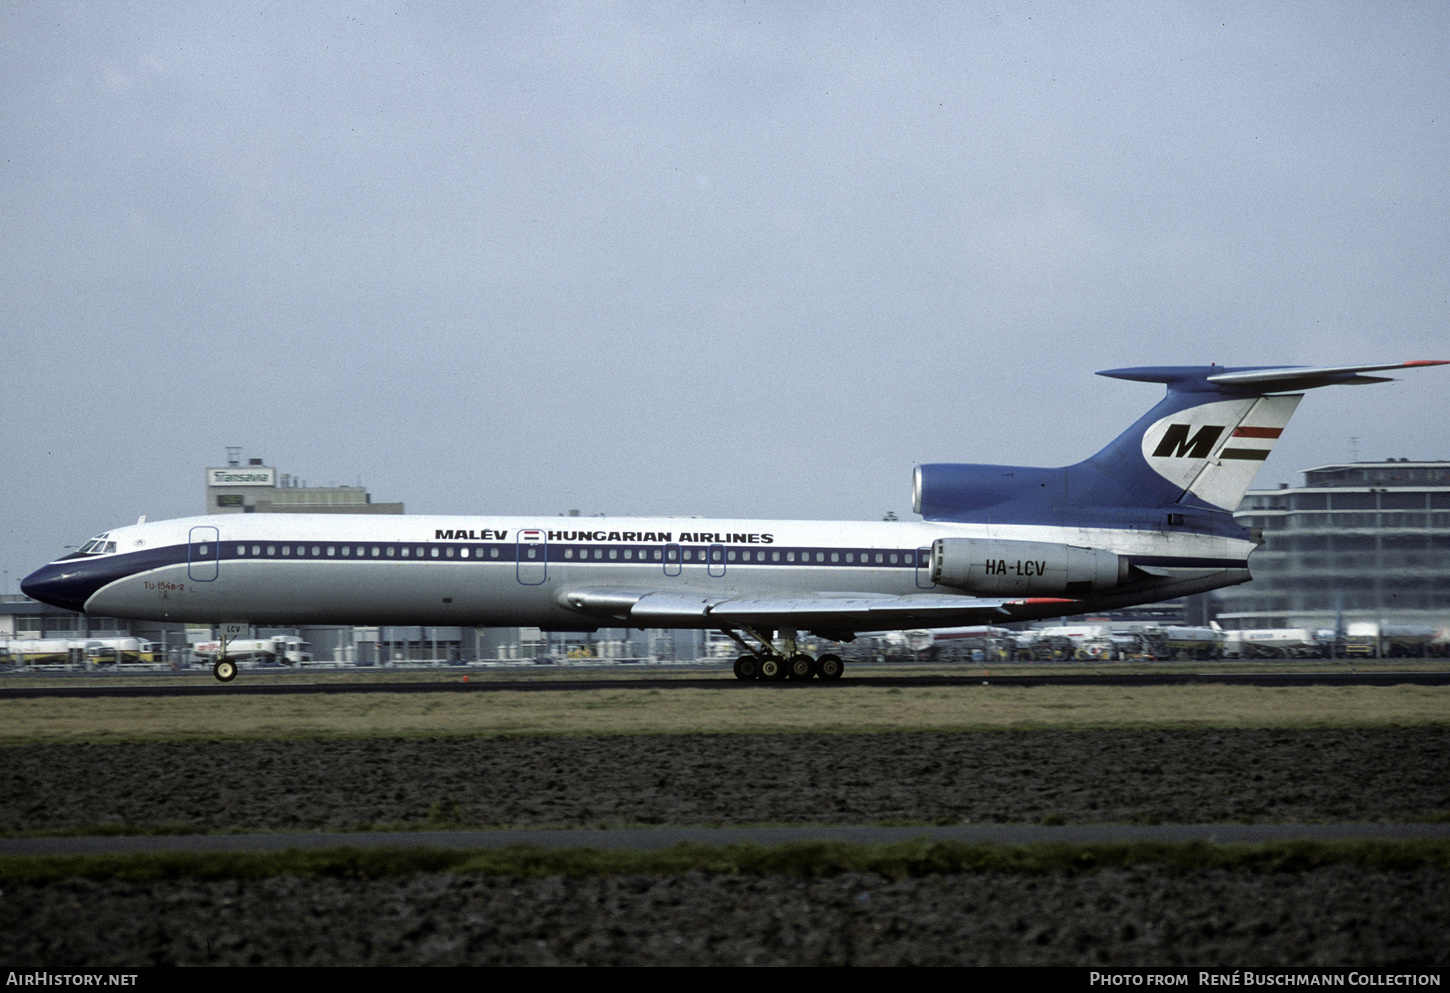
212, 625, 242, 683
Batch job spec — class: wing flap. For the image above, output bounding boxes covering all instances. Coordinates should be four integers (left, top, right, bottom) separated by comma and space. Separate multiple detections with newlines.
560, 585, 1037, 629
631, 592, 734, 621
560, 588, 730, 620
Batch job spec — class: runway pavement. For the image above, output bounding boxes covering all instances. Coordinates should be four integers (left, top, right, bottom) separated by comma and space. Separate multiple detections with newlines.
6, 821, 1450, 857
3, 668, 1449, 698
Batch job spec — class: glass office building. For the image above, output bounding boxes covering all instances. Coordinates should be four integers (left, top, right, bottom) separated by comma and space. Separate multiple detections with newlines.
1218, 461, 1450, 629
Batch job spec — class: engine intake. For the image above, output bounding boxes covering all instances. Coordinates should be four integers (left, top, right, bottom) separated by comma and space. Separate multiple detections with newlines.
930, 538, 1127, 597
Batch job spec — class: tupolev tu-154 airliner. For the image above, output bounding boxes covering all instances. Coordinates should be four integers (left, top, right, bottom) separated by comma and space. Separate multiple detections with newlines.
22, 361, 1447, 682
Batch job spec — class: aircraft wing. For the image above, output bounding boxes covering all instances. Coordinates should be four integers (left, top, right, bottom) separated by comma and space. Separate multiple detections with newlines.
558, 586, 1061, 634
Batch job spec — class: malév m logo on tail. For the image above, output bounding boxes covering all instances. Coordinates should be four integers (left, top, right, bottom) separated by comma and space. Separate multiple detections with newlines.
1152, 424, 1225, 459
1140, 395, 1302, 510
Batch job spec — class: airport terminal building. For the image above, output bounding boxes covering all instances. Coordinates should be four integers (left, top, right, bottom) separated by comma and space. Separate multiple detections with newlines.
1218, 460, 1450, 630
206, 455, 404, 516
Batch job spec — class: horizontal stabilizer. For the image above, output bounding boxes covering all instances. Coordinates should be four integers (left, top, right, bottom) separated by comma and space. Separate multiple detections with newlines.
1099, 360, 1448, 394
1207, 360, 1448, 391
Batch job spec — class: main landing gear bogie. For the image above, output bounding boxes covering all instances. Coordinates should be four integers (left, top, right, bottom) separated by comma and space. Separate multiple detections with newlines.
733, 652, 844, 683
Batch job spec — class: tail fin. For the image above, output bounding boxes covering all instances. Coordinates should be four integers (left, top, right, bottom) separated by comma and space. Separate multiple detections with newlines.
1138, 392, 1302, 510
1088, 361, 1447, 513
915, 361, 1446, 526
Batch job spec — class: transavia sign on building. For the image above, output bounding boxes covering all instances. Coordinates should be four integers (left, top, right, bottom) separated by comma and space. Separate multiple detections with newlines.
207, 468, 276, 487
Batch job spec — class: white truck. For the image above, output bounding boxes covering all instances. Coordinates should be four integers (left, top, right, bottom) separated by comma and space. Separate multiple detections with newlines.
193, 635, 313, 666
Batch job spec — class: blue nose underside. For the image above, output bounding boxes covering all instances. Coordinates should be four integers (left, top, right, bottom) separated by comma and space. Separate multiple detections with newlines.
22, 561, 107, 613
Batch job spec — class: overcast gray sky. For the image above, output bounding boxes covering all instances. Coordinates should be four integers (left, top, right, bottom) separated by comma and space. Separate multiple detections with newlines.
4, 2, 1448, 589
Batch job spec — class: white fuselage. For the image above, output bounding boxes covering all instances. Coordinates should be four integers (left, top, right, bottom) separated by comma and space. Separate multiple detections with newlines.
60, 512, 1253, 630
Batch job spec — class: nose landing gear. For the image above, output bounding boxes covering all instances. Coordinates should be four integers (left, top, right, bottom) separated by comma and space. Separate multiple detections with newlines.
211, 624, 244, 682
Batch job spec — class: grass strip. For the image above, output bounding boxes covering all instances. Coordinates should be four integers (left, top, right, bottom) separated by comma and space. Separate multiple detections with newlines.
3, 839, 1448, 884
2, 683, 1447, 744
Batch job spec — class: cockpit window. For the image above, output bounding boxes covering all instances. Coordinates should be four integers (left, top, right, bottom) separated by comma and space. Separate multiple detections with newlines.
78, 534, 115, 555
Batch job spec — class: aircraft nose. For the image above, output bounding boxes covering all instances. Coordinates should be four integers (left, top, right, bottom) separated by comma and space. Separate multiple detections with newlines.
20, 563, 92, 613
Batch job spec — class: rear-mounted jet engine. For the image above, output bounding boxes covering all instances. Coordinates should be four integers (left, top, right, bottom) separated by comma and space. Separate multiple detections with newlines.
930, 538, 1128, 597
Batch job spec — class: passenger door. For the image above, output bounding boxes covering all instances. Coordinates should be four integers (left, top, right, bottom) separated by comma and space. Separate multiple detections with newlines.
516, 529, 547, 585
188, 526, 219, 582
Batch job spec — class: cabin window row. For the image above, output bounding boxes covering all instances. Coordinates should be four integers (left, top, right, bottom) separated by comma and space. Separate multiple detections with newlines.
230, 544, 499, 559
559, 546, 923, 566
220, 543, 926, 565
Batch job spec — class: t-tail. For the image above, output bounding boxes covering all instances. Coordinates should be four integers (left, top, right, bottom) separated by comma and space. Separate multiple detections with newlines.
914, 361, 1448, 532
